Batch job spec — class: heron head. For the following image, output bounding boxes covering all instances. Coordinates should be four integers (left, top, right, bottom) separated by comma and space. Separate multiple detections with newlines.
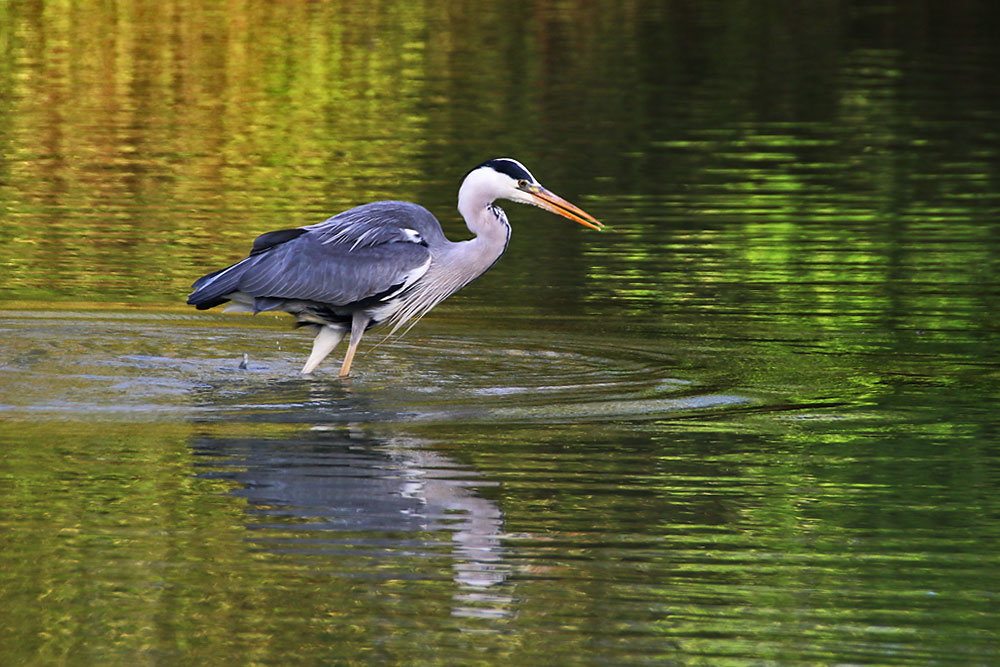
459, 158, 604, 230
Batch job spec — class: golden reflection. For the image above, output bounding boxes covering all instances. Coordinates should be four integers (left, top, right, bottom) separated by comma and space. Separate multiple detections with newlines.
3, 1, 440, 303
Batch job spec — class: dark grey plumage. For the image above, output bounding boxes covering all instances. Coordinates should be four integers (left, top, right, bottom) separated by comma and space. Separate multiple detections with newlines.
189, 201, 439, 321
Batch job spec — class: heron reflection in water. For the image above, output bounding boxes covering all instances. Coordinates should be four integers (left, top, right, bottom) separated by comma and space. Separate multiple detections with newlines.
187, 158, 604, 376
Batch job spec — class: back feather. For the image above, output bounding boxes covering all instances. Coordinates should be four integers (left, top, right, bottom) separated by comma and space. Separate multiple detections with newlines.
187, 200, 437, 312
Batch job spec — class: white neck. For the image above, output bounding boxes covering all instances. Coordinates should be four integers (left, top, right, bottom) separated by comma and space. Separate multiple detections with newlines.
443, 203, 510, 285
453, 168, 514, 279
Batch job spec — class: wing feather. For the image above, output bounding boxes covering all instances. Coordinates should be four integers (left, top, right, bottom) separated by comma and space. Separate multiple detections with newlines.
187, 201, 438, 311
306, 201, 435, 250
236, 239, 430, 306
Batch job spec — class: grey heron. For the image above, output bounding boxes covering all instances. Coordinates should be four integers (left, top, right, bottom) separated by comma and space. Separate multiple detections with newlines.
187, 158, 603, 376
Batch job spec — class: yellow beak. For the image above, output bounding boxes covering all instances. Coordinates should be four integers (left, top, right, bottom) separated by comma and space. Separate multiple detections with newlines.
523, 185, 604, 230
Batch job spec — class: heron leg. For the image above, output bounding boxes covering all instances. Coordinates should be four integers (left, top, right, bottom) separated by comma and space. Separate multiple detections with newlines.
301, 325, 346, 375
339, 312, 371, 377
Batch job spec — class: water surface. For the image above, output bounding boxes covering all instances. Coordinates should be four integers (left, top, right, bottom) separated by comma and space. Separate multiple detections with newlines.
2, 2, 1000, 664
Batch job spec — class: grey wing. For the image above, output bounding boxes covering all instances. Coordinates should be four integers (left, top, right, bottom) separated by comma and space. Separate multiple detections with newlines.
238, 234, 430, 306
188, 201, 436, 310
305, 200, 446, 248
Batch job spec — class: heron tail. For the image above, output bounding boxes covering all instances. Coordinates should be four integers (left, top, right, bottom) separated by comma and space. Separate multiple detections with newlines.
187, 259, 250, 310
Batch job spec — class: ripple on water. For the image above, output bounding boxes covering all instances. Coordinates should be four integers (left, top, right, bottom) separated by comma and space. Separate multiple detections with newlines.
0, 311, 759, 423
359, 334, 753, 423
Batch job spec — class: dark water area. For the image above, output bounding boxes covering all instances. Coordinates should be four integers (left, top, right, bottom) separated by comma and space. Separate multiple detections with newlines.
2, 2, 1000, 664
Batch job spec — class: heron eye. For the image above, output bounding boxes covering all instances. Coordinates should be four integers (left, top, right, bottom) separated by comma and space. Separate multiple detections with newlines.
517, 179, 529, 188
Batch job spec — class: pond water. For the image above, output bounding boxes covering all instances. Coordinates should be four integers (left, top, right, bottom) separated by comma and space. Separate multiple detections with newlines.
2, 2, 1000, 664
